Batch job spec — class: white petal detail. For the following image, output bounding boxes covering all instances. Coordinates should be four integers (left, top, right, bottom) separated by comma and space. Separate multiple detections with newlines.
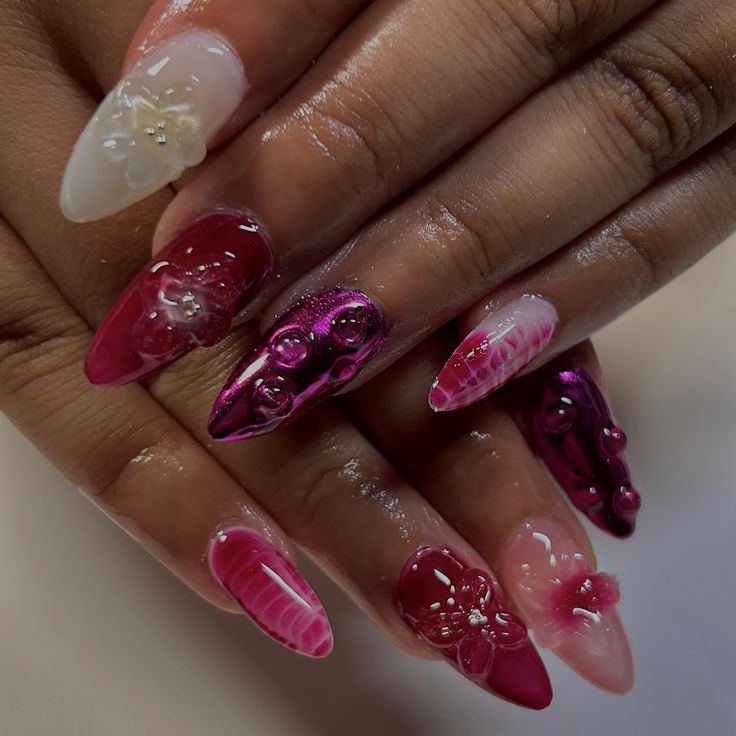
60, 30, 247, 223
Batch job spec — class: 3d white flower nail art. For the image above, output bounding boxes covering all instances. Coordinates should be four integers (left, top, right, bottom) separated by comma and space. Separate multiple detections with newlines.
61, 30, 247, 223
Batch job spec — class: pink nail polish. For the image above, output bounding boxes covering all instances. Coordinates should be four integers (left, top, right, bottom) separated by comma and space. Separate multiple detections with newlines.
85, 213, 273, 386
209, 527, 333, 658
429, 296, 558, 412
209, 287, 386, 441
532, 368, 641, 538
395, 547, 552, 709
500, 518, 633, 694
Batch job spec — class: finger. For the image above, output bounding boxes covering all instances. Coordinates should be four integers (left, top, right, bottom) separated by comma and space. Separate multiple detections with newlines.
0, 12, 553, 702
346, 336, 635, 694
432, 123, 736, 415
0, 217, 336, 658
113, 0, 657, 382
209, 0, 736, 440
58, 0, 370, 222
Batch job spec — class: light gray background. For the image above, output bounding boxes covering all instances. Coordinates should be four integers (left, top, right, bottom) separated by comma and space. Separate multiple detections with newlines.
1, 239, 735, 736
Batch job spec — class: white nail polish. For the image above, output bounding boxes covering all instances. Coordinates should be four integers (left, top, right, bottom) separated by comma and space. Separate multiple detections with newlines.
60, 30, 247, 223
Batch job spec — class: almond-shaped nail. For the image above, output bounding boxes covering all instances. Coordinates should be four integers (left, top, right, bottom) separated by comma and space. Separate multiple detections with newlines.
500, 518, 634, 694
85, 213, 272, 386
209, 527, 333, 658
395, 547, 553, 710
429, 296, 558, 412
209, 287, 386, 441
61, 30, 247, 222
532, 368, 642, 538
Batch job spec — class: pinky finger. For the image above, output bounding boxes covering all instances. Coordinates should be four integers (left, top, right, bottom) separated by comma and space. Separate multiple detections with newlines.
0, 218, 333, 658
430, 125, 736, 415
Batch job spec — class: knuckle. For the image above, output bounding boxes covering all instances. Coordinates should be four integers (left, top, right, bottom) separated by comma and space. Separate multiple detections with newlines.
589, 37, 723, 174
0, 301, 86, 400
494, 0, 617, 69
609, 222, 673, 297
419, 194, 501, 292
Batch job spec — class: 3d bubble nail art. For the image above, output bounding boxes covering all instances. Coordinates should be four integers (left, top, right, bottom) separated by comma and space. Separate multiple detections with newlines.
209, 287, 386, 441
532, 368, 641, 538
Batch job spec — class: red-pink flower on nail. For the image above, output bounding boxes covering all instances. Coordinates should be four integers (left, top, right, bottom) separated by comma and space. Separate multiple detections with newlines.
417, 567, 528, 676
133, 256, 246, 359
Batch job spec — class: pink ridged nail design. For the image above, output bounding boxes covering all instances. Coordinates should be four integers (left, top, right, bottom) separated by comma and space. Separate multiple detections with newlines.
500, 518, 633, 694
209, 528, 333, 658
395, 547, 553, 709
429, 296, 558, 412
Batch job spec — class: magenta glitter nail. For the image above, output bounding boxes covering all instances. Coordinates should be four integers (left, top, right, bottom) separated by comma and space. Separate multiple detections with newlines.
209, 527, 334, 658
209, 287, 386, 441
532, 368, 641, 538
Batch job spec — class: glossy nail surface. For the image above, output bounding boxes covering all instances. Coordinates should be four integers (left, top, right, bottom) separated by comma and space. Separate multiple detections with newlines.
501, 518, 633, 694
86, 213, 272, 386
395, 547, 552, 710
209, 287, 386, 441
430, 296, 558, 412
209, 527, 333, 658
532, 368, 641, 537
61, 30, 246, 222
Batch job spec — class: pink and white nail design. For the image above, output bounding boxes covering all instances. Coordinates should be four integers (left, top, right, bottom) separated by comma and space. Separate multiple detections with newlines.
429, 296, 558, 412
500, 518, 633, 694
209, 527, 333, 658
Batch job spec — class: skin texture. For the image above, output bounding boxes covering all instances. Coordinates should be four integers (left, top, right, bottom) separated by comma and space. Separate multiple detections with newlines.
1, 0, 736, 700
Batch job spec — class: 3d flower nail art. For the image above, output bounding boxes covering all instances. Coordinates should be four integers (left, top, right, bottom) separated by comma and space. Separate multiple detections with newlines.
61, 30, 247, 222
209, 527, 333, 658
501, 518, 633, 694
395, 547, 552, 710
209, 287, 386, 442
429, 296, 558, 412
85, 213, 273, 386
532, 368, 641, 537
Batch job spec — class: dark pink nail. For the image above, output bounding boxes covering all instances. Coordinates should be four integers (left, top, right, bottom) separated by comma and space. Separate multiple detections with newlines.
209, 527, 333, 658
532, 368, 642, 538
209, 287, 386, 441
395, 547, 552, 710
85, 213, 273, 386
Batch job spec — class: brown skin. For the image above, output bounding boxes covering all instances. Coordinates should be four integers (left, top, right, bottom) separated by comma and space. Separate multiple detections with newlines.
0, 0, 734, 678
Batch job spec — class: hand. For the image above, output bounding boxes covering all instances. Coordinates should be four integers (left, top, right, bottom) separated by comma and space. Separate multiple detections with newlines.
55, 0, 736, 440
0, 0, 642, 704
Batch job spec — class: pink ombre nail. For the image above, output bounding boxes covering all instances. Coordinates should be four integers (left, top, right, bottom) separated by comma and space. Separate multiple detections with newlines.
395, 547, 552, 709
500, 518, 633, 694
209, 528, 333, 658
429, 296, 558, 412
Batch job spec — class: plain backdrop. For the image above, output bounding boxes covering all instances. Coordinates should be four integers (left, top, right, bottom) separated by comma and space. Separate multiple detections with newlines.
1, 236, 735, 736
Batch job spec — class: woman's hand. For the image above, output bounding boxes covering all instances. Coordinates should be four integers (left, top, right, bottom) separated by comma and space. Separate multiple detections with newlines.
51, 0, 736, 440
0, 0, 643, 703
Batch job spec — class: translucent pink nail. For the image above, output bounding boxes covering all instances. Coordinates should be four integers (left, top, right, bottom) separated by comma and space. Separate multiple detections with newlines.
500, 518, 633, 694
429, 296, 558, 412
209, 527, 333, 658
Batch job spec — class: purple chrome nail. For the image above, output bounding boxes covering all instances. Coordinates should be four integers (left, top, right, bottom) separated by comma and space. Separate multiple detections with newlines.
532, 368, 641, 538
209, 287, 386, 441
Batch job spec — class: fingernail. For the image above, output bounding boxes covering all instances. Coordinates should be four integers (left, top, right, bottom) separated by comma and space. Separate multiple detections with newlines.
209, 527, 334, 658
532, 368, 642, 538
395, 547, 552, 710
209, 287, 386, 441
500, 518, 633, 694
61, 30, 247, 222
429, 296, 558, 412
85, 213, 272, 386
